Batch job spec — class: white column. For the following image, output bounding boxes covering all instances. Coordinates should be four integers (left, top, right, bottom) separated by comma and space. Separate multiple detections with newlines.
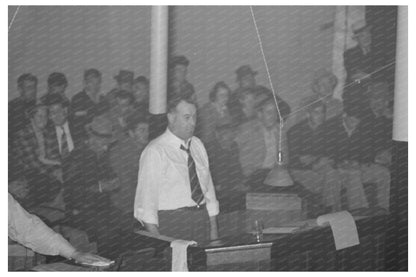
392, 6, 408, 142
149, 6, 169, 115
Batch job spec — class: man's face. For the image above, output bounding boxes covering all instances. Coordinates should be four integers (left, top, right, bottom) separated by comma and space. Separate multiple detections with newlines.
133, 82, 149, 103
370, 96, 388, 116
33, 107, 48, 129
240, 93, 255, 112
85, 76, 101, 95
49, 84, 67, 95
49, 104, 67, 126
116, 97, 133, 110
308, 105, 326, 127
172, 64, 187, 84
355, 29, 372, 50
119, 81, 133, 92
130, 123, 149, 145
215, 87, 229, 107
344, 114, 361, 130
258, 102, 278, 129
89, 136, 110, 155
314, 76, 334, 97
168, 101, 197, 141
239, 74, 256, 89
19, 80, 37, 101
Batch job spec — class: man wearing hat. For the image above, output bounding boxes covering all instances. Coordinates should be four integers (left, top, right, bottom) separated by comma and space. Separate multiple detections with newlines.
343, 20, 387, 84
229, 65, 290, 124
62, 114, 123, 258
168, 55, 196, 100
105, 70, 134, 108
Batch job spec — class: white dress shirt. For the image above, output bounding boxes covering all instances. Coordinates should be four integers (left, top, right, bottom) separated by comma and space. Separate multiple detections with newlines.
134, 128, 219, 226
55, 122, 74, 154
8, 194, 76, 259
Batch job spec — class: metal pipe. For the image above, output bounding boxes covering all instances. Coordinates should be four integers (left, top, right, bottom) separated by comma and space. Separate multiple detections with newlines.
149, 6, 169, 115
392, 6, 408, 142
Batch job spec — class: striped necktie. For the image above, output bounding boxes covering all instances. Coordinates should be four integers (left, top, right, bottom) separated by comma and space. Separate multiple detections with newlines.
180, 142, 204, 206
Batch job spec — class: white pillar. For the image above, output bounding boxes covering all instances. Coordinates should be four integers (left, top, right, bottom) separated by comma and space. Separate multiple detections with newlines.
149, 6, 168, 114
392, 6, 408, 142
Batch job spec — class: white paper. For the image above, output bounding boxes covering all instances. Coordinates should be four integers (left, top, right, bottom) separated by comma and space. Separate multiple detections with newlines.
317, 211, 360, 250
170, 239, 197, 271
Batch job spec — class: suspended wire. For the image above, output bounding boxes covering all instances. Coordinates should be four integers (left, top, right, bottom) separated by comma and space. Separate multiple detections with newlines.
8, 6, 21, 31
250, 6, 284, 159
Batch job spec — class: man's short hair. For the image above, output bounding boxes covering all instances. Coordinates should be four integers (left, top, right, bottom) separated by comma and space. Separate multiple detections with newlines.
134, 76, 149, 85
126, 113, 148, 132
17, 73, 38, 88
43, 93, 69, 108
312, 68, 338, 91
48, 72, 68, 88
26, 103, 47, 118
167, 94, 196, 113
84, 68, 101, 81
169, 55, 190, 68
209, 81, 230, 102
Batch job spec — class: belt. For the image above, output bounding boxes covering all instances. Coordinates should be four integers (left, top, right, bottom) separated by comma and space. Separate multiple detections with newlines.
177, 203, 206, 211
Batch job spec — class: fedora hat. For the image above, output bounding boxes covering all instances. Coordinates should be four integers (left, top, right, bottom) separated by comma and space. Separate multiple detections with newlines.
235, 65, 258, 80
114, 70, 134, 83
170, 55, 190, 68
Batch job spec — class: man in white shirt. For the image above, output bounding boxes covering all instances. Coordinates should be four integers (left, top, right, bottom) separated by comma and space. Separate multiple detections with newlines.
134, 95, 219, 242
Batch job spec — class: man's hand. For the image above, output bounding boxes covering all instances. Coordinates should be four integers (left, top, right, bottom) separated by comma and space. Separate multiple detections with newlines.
9, 179, 29, 200
99, 178, 120, 192
144, 223, 160, 235
338, 160, 360, 170
209, 216, 219, 240
51, 169, 63, 183
299, 155, 316, 166
375, 149, 392, 166
351, 71, 370, 83
70, 250, 112, 265
74, 110, 88, 117
312, 157, 334, 171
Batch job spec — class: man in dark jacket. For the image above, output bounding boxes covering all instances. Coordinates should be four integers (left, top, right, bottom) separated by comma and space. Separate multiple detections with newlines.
62, 114, 122, 259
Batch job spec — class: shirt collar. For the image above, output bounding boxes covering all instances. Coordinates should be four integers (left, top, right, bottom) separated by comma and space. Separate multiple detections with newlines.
342, 117, 356, 136
56, 121, 69, 133
165, 128, 192, 149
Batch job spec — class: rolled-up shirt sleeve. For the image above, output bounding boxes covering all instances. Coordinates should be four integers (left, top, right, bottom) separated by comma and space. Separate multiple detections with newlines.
134, 147, 161, 226
8, 194, 76, 259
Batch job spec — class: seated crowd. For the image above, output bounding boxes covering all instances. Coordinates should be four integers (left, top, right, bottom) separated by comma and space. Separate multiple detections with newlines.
9, 54, 393, 257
